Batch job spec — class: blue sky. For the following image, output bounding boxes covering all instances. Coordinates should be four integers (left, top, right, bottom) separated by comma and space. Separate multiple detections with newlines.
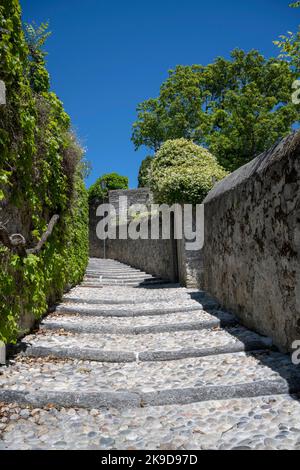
20, 0, 299, 188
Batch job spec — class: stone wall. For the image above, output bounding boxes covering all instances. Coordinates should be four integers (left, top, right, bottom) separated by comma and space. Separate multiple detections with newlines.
202, 132, 300, 352
176, 209, 204, 288
89, 198, 105, 258
177, 239, 203, 288
89, 189, 178, 281
107, 219, 178, 282
109, 189, 152, 216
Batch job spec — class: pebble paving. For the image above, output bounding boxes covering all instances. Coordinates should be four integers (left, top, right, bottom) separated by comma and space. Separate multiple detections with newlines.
1, 395, 300, 450
0, 352, 298, 393
23, 326, 272, 356
41, 309, 235, 332
1, 258, 300, 450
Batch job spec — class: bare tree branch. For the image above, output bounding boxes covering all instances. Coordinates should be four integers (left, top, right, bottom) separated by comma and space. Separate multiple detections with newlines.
27, 215, 60, 255
0, 215, 59, 257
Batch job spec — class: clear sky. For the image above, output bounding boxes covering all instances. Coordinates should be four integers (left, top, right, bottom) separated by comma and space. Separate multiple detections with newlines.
20, 0, 299, 188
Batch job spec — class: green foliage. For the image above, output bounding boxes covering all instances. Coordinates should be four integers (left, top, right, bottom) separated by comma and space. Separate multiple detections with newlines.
24, 21, 51, 93
150, 139, 227, 205
274, 3, 300, 75
88, 172, 129, 202
132, 49, 298, 172
138, 156, 153, 188
0, 1, 88, 343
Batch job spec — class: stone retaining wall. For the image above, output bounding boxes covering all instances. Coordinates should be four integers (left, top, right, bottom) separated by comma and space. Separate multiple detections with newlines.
202, 132, 300, 352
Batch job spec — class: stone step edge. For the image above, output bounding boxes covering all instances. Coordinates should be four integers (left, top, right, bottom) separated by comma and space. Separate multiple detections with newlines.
86, 268, 146, 272
55, 305, 213, 317
81, 279, 168, 285
62, 293, 206, 306
42, 317, 238, 335
79, 283, 179, 289
0, 379, 299, 410
24, 341, 272, 363
85, 272, 156, 275
85, 273, 156, 280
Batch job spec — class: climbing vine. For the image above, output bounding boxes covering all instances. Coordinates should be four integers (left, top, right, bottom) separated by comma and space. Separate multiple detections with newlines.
0, 0, 89, 343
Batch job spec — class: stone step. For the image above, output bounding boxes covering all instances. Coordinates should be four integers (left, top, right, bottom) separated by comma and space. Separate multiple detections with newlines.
86, 267, 145, 272
84, 275, 162, 281
84, 274, 156, 280
61, 295, 202, 306
87, 261, 131, 269
3, 256, 297, 450
85, 271, 148, 276
2, 351, 297, 397
55, 302, 208, 318
86, 268, 153, 273
2, 394, 300, 449
79, 282, 179, 289
81, 280, 170, 287
62, 288, 206, 306
2, 380, 300, 413
23, 327, 273, 363
42, 309, 237, 334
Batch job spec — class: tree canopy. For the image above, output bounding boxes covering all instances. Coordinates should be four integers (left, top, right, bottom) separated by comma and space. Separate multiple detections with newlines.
274, 2, 300, 76
132, 49, 298, 172
88, 172, 129, 202
138, 156, 153, 188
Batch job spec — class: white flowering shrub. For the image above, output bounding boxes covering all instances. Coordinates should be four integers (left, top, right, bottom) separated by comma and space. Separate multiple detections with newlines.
151, 139, 227, 204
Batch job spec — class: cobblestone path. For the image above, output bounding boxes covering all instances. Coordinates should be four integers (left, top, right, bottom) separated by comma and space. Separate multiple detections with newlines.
1, 259, 300, 450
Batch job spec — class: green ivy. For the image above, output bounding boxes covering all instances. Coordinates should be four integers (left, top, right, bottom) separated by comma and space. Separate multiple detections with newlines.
0, 0, 89, 343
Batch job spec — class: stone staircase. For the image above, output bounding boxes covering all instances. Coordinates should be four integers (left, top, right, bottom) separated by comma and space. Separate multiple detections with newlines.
82, 259, 168, 287
1, 258, 300, 450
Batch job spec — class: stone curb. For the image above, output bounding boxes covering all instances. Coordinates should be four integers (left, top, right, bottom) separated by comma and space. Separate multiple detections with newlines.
63, 297, 138, 305
140, 379, 300, 407
138, 341, 271, 362
24, 340, 270, 364
80, 283, 180, 289
85, 274, 155, 280
1, 378, 300, 410
25, 346, 136, 363
56, 304, 204, 318
42, 317, 238, 335
63, 292, 209, 306
0, 390, 140, 410
81, 281, 170, 287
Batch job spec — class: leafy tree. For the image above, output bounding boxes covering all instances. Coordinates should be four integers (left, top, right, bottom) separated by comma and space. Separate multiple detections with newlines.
138, 156, 153, 188
132, 50, 298, 171
88, 172, 129, 202
151, 139, 227, 205
24, 22, 51, 93
274, 2, 300, 75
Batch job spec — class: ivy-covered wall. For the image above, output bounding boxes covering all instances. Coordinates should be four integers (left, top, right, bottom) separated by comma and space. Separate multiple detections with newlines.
0, 0, 89, 343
